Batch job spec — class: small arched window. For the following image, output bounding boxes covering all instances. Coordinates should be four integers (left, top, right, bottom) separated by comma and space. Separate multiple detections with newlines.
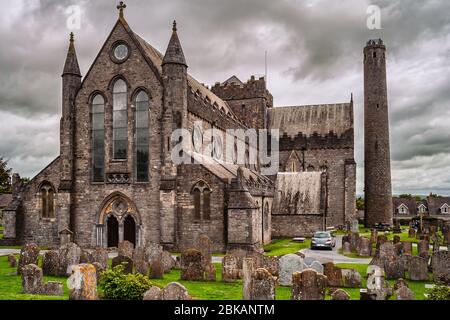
135, 91, 149, 182
40, 182, 55, 218
192, 181, 211, 221
113, 79, 128, 159
92, 94, 105, 182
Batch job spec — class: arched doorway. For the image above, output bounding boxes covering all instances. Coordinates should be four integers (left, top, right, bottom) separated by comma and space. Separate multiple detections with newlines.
107, 215, 119, 248
124, 215, 136, 246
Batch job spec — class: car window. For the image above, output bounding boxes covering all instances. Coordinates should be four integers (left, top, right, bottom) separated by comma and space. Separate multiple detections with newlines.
314, 232, 330, 238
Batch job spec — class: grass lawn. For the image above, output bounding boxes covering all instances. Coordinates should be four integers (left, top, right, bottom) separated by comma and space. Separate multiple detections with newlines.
263, 239, 311, 256
0, 225, 3, 240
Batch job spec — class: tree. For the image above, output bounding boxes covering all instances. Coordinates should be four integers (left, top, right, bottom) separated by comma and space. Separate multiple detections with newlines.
0, 157, 12, 194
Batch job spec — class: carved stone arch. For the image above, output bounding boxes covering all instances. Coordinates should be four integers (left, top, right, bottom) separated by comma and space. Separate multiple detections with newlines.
108, 74, 131, 91
190, 180, 211, 194
97, 192, 141, 226
88, 90, 108, 105
285, 150, 302, 172
131, 86, 152, 104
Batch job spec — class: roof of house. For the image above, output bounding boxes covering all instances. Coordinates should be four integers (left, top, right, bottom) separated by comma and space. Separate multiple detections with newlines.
392, 197, 419, 214
268, 103, 353, 137
427, 196, 450, 215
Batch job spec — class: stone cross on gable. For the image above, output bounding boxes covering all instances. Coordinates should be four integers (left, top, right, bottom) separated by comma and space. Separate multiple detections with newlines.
117, 1, 127, 19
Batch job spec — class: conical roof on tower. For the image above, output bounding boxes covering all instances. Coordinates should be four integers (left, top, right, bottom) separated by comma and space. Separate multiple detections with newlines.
162, 21, 187, 67
62, 32, 81, 77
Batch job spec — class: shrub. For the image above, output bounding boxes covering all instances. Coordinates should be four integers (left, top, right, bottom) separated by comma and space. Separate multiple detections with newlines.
98, 263, 152, 300
426, 284, 450, 301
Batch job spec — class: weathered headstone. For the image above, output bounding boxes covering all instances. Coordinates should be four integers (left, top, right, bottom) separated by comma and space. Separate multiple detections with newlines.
366, 265, 392, 300
17, 243, 40, 275
310, 261, 324, 274
67, 264, 98, 300
358, 237, 372, 257
80, 250, 94, 264
91, 248, 109, 270
180, 249, 204, 281
408, 228, 416, 238
149, 260, 164, 279
291, 269, 328, 300
370, 229, 378, 244
402, 241, 413, 255
279, 254, 305, 286
393, 235, 401, 244
261, 256, 279, 277
242, 258, 254, 300
418, 240, 430, 260
58, 242, 81, 276
118, 241, 134, 259
393, 278, 409, 291
331, 289, 350, 300
145, 243, 164, 264
92, 262, 105, 282
324, 262, 343, 287
21, 264, 43, 294
409, 256, 429, 281
432, 251, 450, 285
250, 268, 275, 300
198, 234, 212, 268
342, 241, 351, 255
7, 254, 17, 268
42, 250, 60, 276
342, 269, 362, 288
384, 257, 405, 280
162, 282, 189, 300
377, 235, 388, 247
133, 246, 149, 275
41, 282, 64, 296
396, 286, 414, 300
351, 219, 359, 233
143, 286, 162, 300
349, 232, 360, 252
204, 263, 217, 281
161, 251, 176, 273
394, 242, 404, 256
222, 254, 241, 282
111, 256, 134, 274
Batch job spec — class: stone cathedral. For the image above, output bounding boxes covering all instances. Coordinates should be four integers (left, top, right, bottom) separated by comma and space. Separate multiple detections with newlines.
2, 4, 360, 251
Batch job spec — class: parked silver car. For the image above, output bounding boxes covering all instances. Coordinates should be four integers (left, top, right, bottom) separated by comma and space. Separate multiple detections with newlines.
311, 231, 336, 250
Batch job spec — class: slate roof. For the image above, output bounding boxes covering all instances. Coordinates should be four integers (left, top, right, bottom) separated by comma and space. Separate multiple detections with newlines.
427, 196, 450, 215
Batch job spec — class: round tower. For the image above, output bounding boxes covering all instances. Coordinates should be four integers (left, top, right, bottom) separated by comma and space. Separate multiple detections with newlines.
363, 39, 393, 227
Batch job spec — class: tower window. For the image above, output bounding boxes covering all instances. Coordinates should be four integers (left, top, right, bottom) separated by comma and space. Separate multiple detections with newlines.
92, 94, 105, 182
377, 104, 380, 109
192, 181, 212, 221
135, 91, 149, 182
113, 79, 128, 160
373, 52, 377, 58
40, 182, 55, 219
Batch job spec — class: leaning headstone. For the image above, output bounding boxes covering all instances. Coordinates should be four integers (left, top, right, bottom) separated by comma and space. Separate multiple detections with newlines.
358, 237, 372, 257
291, 269, 328, 300
250, 268, 275, 300
133, 247, 149, 275
418, 240, 430, 260
261, 256, 279, 277
324, 262, 343, 287
162, 282, 189, 300
161, 251, 176, 273
58, 242, 81, 276
197, 234, 212, 268
145, 243, 164, 264
41, 282, 64, 296
21, 264, 43, 294
331, 289, 350, 300
111, 256, 134, 274
409, 256, 429, 281
402, 241, 413, 255
180, 249, 204, 281
341, 269, 362, 288
143, 286, 162, 300
242, 258, 254, 300
118, 241, 134, 259
432, 251, 450, 285
349, 233, 360, 252
42, 250, 60, 276
384, 257, 405, 280
379, 242, 395, 260
396, 286, 414, 300
279, 254, 305, 286
149, 260, 164, 279
7, 254, 17, 268
366, 265, 392, 300
222, 254, 241, 282
18, 243, 40, 275
67, 264, 98, 300
342, 242, 351, 255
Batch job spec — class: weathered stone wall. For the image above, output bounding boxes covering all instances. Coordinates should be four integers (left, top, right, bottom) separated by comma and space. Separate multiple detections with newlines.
271, 215, 323, 238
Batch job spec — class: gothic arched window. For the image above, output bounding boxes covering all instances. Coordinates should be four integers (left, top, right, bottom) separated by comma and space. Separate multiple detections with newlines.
40, 182, 55, 218
92, 94, 105, 182
135, 91, 149, 182
113, 79, 128, 160
192, 181, 211, 221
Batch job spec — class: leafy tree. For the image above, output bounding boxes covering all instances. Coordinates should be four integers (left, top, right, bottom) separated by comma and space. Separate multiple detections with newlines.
356, 197, 365, 210
398, 194, 422, 201
0, 157, 12, 194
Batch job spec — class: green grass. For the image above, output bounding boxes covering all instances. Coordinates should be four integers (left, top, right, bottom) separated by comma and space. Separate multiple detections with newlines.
263, 239, 311, 256
0, 255, 69, 300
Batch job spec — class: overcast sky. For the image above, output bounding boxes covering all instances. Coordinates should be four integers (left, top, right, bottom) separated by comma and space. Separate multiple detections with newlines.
0, 0, 449, 196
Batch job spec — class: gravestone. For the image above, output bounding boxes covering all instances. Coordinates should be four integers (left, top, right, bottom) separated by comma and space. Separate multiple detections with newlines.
91, 248, 109, 270
418, 240, 430, 260
342, 242, 351, 255
161, 251, 176, 273
402, 241, 413, 255
394, 242, 404, 256
222, 254, 241, 282
366, 265, 392, 300
162, 282, 189, 300
370, 229, 378, 244
250, 268, 275, 300
143, 286, 162, 300
377, 235, 388, 247
111, 256, 134, 274
393, 235, 401, 244
432, 251, 450, 285
310, 261, 324, 274
58, 242, 81, 276
393, 278, 409, 291
21, 264, 42, 294
341, 269, 362, 288
331, 289, 350, 300
133, 247, 149, 275
145, 243, 164, 265
180, 249, 204, 281
118, 241, 134, 259
149, 260, 164, 279
396, 286, 414, 300
349, 233, 360, 252
80, 250, 94, 264
41, 281, 64, 296
324, 262, 343, 287
409, 256, 428, 281
379, 242, 396, 260
279, 254, 305, 286
303, 256, 315, 267
8, 254, 17, 268
92, 262, 105, 282
42, 250, 60, 276
197, 234, 212, 268
242, 258, 254, 300
17, 243, 40, 275
384, 257, 405, 280
408, 228, 416, 238
261, 256, 279, 277
291, 269, 328, 300
67, 264, 98, 300
358, 237, 372, 257
351, 219, 359, 233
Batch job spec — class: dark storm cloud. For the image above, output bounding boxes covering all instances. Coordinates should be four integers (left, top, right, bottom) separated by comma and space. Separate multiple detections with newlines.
0, 0, 449, 195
